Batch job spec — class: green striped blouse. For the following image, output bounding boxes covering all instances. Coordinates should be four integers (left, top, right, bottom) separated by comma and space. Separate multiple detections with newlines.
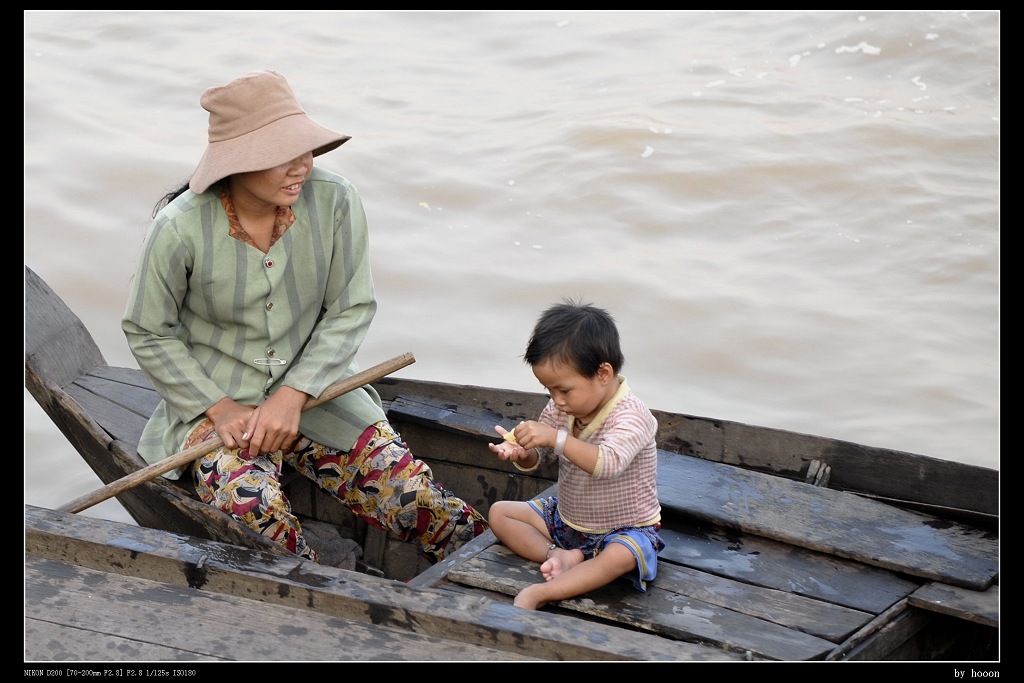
123, 167, 386, 478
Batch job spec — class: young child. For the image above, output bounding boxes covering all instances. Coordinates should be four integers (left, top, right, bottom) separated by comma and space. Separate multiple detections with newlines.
488, 300, 664, 610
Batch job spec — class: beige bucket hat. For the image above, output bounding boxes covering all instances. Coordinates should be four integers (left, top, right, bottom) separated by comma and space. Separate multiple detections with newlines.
189, 70, 350, 194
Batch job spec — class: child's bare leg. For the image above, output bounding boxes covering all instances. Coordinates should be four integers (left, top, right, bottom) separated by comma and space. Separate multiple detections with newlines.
514, 542, 637, 610
488, 500, 553, 562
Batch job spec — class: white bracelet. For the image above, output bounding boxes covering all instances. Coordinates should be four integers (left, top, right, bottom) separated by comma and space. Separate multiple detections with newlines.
554, 428, 568, 456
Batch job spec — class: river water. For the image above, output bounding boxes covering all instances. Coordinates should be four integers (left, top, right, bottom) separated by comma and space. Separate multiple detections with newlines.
24, 11, 999, 524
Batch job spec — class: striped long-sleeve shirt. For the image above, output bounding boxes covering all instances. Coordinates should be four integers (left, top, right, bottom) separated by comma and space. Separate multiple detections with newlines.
529, 377, 661, 531
122, 167, 386, 477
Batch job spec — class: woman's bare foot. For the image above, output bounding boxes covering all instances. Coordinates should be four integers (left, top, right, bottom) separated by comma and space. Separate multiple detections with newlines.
540, 547, 584, 581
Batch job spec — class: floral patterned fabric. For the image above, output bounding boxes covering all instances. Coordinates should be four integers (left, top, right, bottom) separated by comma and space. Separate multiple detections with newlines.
191, 420, 487, 563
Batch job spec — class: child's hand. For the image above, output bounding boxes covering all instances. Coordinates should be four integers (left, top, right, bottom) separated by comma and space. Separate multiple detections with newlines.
490, 424, 526, 462
498, 424, 520, 445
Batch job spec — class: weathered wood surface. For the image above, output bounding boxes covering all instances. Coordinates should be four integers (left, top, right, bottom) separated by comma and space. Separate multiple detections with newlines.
651, 410, 999, 520
423, 481, 998, 661
25, 504, 741, 662
656, 451, 998, 590
657, 521, 919, 615
25, 554, 540, 662
376, 376, 999, 520
25, 267, 299, 555
908, 582, 999, 628
448, 544, 840, 661
423, 489, 885, 661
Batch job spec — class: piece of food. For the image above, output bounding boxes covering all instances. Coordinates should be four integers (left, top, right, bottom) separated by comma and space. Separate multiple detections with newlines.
503, 429, 518, 445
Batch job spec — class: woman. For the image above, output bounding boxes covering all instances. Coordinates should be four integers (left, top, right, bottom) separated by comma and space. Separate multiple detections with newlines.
123, 70, 487, 564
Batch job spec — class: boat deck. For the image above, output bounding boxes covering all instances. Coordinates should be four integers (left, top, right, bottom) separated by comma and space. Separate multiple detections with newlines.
25, 497, 998, 662
25, 504, 740, 662
380, 391, 999, 660
409, 475, 998, 661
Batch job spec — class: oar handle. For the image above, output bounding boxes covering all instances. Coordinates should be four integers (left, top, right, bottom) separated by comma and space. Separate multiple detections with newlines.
58, 352, 415, 515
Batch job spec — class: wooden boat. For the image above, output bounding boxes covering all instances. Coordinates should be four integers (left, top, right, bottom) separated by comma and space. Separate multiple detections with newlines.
24, 265, 999, 661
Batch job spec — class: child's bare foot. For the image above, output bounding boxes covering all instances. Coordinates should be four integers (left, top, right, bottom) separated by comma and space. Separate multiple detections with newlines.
540, 547, 584, 581
513, 583, 549, 610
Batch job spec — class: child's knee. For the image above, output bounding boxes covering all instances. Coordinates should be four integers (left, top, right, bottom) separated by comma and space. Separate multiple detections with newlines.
487, 499, 520, 524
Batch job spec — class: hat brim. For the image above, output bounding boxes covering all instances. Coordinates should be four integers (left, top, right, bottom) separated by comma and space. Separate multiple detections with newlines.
189, 113, 350, 194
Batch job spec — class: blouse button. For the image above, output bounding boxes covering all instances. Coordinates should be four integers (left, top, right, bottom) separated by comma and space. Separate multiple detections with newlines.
264, 258, 274, 268
266, 302, 274, 311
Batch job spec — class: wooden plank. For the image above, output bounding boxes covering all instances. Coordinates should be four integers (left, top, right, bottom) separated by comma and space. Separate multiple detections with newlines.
448, 544, 837, 661
388, 394, 513, 439
374, 377, 550, 426
909, 582, 999, 628
652, 560, 871, 642
24, 265, 104, 389
88, 364, 157, 390
658, 520, 919, 614
432, 498, 875, 643
386, 395, 559, 475
410, 484, 559, 589
827, 598, 996, 661
25, 555, 539, 662
380, 385, 998, 518
65, 380, 151, 448
25, 505, 735, 662
76, 370, 161, 416
826, 599, 923, 661
409, 528, 503, 589
656, 450, 998, 589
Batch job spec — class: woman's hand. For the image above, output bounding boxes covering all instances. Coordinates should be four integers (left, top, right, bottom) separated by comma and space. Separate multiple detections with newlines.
205, 397, 257, 453
246, 386, 309, 455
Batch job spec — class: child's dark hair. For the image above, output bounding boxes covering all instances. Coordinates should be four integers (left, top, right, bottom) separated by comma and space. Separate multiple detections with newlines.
524, 299, 624, 377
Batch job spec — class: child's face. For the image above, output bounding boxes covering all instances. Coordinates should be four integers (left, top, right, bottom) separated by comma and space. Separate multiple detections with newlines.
532, 358, 617, 425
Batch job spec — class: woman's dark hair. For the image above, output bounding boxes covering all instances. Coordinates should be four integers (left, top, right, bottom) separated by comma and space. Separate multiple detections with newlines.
523, 298, 624, 377
152, 181, 192, 218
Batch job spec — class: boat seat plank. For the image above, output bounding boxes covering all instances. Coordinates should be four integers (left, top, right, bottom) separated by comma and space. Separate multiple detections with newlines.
448, 544, 837, 661
25, 505, 736, 662
65, 380, 151, 449
656, 450, 998, 590
25, 554, 542, 662
908, 582, 999, 628
24, 266, 105, 389
388, 394, 513, 439
87, 364, 159, 390
428, 496, 901, 644
75, 368, 162, 419
658, 520, 920, 614
646, 555, 871, 642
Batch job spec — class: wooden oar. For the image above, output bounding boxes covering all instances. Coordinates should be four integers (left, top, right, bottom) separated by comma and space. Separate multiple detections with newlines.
58, 352, 415, 514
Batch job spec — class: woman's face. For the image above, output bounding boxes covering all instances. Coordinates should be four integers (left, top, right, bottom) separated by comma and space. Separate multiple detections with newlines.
230, 151, 314, 209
